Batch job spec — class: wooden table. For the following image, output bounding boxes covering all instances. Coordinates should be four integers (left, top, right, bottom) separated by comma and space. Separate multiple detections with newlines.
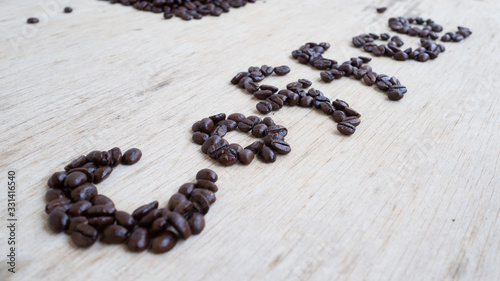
1, 0, 499, 280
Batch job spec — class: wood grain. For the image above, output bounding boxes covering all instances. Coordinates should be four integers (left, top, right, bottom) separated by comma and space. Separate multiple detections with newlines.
1, 0, 499, 280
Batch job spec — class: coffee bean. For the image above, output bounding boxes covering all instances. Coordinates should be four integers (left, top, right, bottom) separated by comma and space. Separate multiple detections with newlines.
47, 171, 67, 189
192, 132, 209, 145
71, 183, 97, 202
188, 213, 205, 235
195, 169, 217, 183
122, 148, 142, 165
269, 141, 291, 154
191, 192, 210, 215
66, 217, 88, 234
27, 17, 39, 24
45, 197, 72, 214
343, 117, 361, 127
127, 227, 150, 252
198, 118, 215, 134
71, 224, 98, 248
253, 90, 273, 100
196, 179, 218, 192
217, 120, 237, 131
201, 135, 222, 153
394, 51, 409, 61
373, 45, 386, 56
259, 84, 278, 93
238, 149, 255, 165
102, 225, 129, 244
115, 211, 137, 230
363, 72, 377, 86
332, 110, 347, 123
259, 147, 277, 163
87, 204, 116, 217
107, 147, 122, 167
388, 85, 407, 101
64, 171, 87, 188
244, 81, 260, 93
209, 113, 226, 124
167, 212, 191, 239
93, 166, 113, 184
168, 193, 187, 211
227, 113, 245, 123
210, 125, 227, 137
192, 121, 201, 132
191, 189, 216, 204
260, 65, 274, 76
320, 102, 335, 115
238, 76, 253, 88
417, 53, 430, 62
376, 7, 387, 13
245, 140, 265, 154
45, 188, 66, 203
132, 201, 159, 220
320, 71, 335, 82
173, 200, 194, 215
256, 101, 273, 114
344, 107, 361, 117
88, 216, 115, 231
337, 122, 356, 136
139, 209, 165, 227
238, 118, 254, 132
68, 200, 92, 217
48, 210, 69, 233
86, 151, 112, 166
274, 65, 291, 76
178, 183, 196, 197
265, 125, 288, 137
92, 194, 114, 206
150, 217, 169, 236
151, 231, 177, 254
64, 7, 72, 13
64, 155, 87, 171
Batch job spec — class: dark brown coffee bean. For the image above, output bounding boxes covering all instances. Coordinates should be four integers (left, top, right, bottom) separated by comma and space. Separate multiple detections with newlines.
243, 140, 263, 154
261, 117, 275, 127
198, 118, 215, 134
253, 90, 273, 100
178, 183, 196, 197
265, 125, 288, 137
195, 168, 217, 183
259, 84, 278, 93
64, 171, 87, 188
64, 155, 87, 171
210, 125, 227, 137
70, 183, 97, 202
344, 107, 361, 117
267, 96, 283, 110
86, 151, 112, 166
45, 197, 72, 214
68, 200, 92, 217
244, 81, 260, 93
127, 227, 150, 252
71, 224, 98, 248
260, 65, 274, 76
45, 188, 66, 203
332, 99, 348, 110
372, 45, 386, 56
138, 209, 164, 227
363, 72, 377, 86
150, 217, 169, 236
167, 212, 191, 239
237, 74, 252, 87
66, 216, 88, 234
93, 166, 112, 184
238, 118, 254, 132
343, 117, 361, 127
259, 147, 277, 163
232, 72, 248, 84
122, 148, 142, 165
207, 141, 230, 160
188, 213, 205, 235
192, 132, 209, 145
47, 171, 67, 189
68, 167, 94, 183
201, 135, 222, 154
191, 189, 216, 204
320, 71, 334, 82
151, 231, 177, 254
192, 120, 202, 132
132, 201, 159, 220
217, 120, 237, 131
88, 215, 114, 231
64, 7, 73, 13
190, 192, 210, 215
295, 79, 311, 88
107, 147, 122, 167
269, 141, 291, 154
87, 204, 116, 217
287, 82, 303, 91
256, 101, 273, 114
246, 116, 261, 125
251, 124, 268, 138
27, 17, 39, 24
196, 179, 218, 193
173, 200, 194, 215
274, 65, 291, 76
332, 110, 347, 123
238, 149, 254, 165
320, 102, 335, 115
388, 85, 407, 101
91, 195, 114, 206
209, 113, 226, 124
115, 211, 137, 230
102, 225, 129, 244
417, 53, 430, 62
337, 122, 356, 136
48, 210, 69, 233
166, 193, 187, 211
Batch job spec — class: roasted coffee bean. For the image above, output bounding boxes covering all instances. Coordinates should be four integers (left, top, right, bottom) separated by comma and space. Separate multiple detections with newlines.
259, 147, 277, 163
363, 72, 377, 86
173, 200, 194, 215
332, 99, 349, 110
191, 192, 210, 215
88, 216, 114, 231
113, 211, 136, 230
259, 84, 278, 93
376, 80, 392, 91
343, 117, 361, 127
93, 166, 113, 184
394, 51, 409, 61
191, 189, 216, 204
192, 132, 209, 145
201, 135, 222, 153
64, 7, 73, 13
139, 209, 164, 227
245, 140, 265, 154
71, 183, 97, 202
195, 169, 217, 183
209, 113, 226, 124
320, 71, 335, 82
268, 95, 284, 109
238, 118, 254, 132
132, 201, 159, 220
64, 155, 87, 171
86, 151, 112, 166
107, 147, 122, 166
286, 82, 303, 91
68, 200, 92, 217
244, 81, 260, 93
250, 123, 267, 138
269, 141, 291, 155
151, 231, 177, 254
167, 193, 187, 211
253, 90, 273, 100
122, 148, 142, 165
299, 96, 314, 107
150, 217, 169, 236
27, 17, 39, 24
274, 65, 291, 76
376, 7, 387, 13
314, 96, 330, 109
47, 171, 67, 189
91, 195, 114, 207
196, 179, 218, 192
178, 183, 196, 197
167, 212, 191, 239
344, 107, 361, 117
198, 118, 215, 134
192, 121, 202, 132
207, 141, 230, 160
67, 165, 94, 182
71, 224, 98, 248
337, 122, 356, 136
417, 53, 430, 62
45, 188, 66, 203
45, 197, 72, 214
256, 101, 273, 114
260, 65, 274, 76
217, 120, 237, 131
265, 125, 288, 137
210, 125, 227, 137
48, 210, 69, 233
318, 102, 334, 115
248, 115, 263, 125
388, 85, 407, 101
238, 77, 253, 88
238, 149, 255, 165
101, 225, 129, 244
64, 171, 87, 188
332, 110, 347, 123
188, 213, 205, 235
87, 204, 116, 217
372, 45, 386, 56
66, 216, 88, 234
127, 227, 150, 252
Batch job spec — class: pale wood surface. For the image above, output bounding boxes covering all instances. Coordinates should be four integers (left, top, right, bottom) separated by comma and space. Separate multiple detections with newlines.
1, 0, 499, 280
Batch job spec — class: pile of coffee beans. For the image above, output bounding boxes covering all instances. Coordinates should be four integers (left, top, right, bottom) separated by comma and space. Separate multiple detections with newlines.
192, 113, 291, 165
352, 17, 471, 62
292, 42, 407, 101
45, 147, 218, 254
101, 0, 256, 21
